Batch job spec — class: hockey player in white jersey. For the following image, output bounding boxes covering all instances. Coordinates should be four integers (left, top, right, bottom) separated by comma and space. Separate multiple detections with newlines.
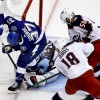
60, 8, 100, 78
27, 38, 67, 87
52, 41, 100, 100
60, 8, 100, 99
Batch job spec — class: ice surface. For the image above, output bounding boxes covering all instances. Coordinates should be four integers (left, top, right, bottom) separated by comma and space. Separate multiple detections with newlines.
0, 0, 99, 100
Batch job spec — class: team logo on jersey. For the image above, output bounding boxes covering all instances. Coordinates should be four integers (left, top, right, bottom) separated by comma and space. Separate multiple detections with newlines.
20, 46, 27, 51
11, 26, 17, 31
19, 36, 24, 45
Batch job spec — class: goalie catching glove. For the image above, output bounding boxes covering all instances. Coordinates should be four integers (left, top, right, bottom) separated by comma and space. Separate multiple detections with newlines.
2, 45, 12, 53
27, 75, 46, 87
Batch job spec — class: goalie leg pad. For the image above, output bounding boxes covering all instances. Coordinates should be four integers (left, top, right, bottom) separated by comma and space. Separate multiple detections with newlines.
27, 75, 46, 86
43, 67, 59, 84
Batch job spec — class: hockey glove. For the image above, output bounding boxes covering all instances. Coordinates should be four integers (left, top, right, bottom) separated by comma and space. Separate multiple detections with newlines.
2, 45, 12, 53
82, 37, 91, 43
27, 75, 46, 87
73, 34, 82, 42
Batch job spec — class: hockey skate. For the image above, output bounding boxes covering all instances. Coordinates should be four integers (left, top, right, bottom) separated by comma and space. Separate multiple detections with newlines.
7, 82, 21, 94
83, 95, 94, 100
52, 93, 63, 100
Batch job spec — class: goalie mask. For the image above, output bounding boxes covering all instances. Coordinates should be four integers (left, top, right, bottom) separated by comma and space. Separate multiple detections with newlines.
60, 8, 75, 24
7, 32, 20, 46
42, 41, 55, 59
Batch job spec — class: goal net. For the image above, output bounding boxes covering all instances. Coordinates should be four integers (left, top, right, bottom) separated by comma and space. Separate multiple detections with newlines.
0, 0, 63, 83
0, 0, 34, 83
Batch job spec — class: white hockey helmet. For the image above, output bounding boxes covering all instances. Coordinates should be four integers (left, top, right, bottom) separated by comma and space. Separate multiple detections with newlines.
60, 8, 75, 24
54, 38, 67, 52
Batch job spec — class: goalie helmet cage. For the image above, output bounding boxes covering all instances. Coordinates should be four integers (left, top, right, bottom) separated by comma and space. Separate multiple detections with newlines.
0, 0, 43, 83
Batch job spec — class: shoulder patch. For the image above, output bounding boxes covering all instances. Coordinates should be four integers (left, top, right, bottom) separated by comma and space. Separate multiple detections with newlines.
11, 26, 17, 31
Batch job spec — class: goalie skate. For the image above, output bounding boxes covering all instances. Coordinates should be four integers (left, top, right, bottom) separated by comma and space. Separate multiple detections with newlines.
83, 95, 94, 100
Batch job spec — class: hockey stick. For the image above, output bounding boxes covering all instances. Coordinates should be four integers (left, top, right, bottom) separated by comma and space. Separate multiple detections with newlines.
0, 37, 29, 81
27, 72, 60, 89
0, 37, 17, 69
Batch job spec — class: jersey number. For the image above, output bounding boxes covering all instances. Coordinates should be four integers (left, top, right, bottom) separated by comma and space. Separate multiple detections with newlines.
80, 20, 87, 28
7, 18, 15, 25
61, 52, 80, 68
24, 23, 38, 40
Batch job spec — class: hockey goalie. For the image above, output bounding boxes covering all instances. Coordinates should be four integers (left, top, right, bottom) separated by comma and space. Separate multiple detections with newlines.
26, 38, 67, 87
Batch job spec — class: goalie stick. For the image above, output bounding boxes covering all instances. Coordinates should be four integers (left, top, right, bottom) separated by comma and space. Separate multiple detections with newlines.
27, 72, 60, 89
